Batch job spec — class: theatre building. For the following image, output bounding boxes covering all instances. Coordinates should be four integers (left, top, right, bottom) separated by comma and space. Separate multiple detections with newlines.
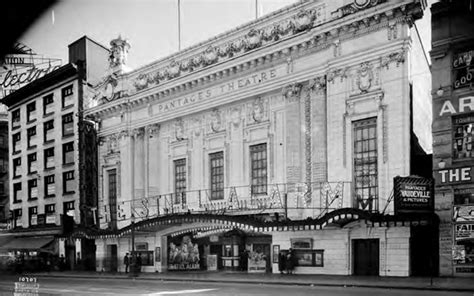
84, 0, 434, 276
431, 0, 474, 277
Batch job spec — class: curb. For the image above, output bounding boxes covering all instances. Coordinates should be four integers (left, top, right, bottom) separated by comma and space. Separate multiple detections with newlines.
31, 273, 474, 293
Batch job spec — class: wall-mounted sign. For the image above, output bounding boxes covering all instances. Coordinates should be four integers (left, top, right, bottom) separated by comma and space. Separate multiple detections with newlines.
46, 215, 56, 224
438, 96, 474, 116
135, 242, 148, 251
455, 223, 474, 240
453, 49, 473, 89
436, 167, 473, 185
454, 206, 474, 222
290, 238, 313, 249
394, 176, 434, 214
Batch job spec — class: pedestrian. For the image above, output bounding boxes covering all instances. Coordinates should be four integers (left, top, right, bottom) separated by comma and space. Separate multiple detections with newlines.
123, 253, 130, 273
278, 251, 286, 274
136, 253, 142, 273
286, 248, 295, 274
59, 254, 65, 271
240, 249, 249, 271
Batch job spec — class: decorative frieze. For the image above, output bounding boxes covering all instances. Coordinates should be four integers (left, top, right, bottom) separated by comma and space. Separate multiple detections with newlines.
380, 49, 407, 69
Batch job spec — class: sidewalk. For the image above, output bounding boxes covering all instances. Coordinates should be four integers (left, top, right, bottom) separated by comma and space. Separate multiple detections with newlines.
29, 270, 474, 292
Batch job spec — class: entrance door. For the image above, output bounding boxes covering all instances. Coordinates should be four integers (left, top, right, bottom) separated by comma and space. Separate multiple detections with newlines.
353, 239, 379, 276
106, 244, 118, 272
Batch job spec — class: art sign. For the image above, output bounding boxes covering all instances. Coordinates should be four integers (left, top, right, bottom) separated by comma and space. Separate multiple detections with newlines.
394, 176, 434, 214
0, 43, 62, 99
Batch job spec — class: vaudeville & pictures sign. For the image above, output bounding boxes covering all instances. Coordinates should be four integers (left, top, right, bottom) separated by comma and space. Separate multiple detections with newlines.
394, 176, 434, 214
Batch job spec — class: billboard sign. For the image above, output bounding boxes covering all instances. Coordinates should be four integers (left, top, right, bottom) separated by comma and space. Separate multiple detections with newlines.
394, 176, 434, 214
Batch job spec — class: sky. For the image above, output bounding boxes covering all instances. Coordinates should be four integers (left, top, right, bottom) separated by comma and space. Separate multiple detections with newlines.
18, 0, 435, 71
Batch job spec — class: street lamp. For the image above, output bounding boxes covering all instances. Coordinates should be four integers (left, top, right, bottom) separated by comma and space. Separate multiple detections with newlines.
131, 213, 136, 277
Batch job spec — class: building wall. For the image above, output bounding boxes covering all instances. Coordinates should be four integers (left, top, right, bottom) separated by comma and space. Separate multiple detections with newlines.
431, 0, 474, 277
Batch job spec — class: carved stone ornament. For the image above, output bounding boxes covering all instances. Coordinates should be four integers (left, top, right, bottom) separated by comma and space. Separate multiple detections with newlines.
175, 118, 186, 141
244, 29, 262, 51
380, 49, 406, 69
230, 107, 242, 128
210, 109, 223, 133
202, 46, 218, 66
282, 83, 302, 99
252, 97, 265, 123
167, 60, 181, 79
109, 35, 131, 68
191, 117, 203, 136
356, 62, 373, 93
309, 76, 326, 93
327, 68, 348, 83
294, 10, 316, 33
332, 0, 382, 19
146, 123, 160, 138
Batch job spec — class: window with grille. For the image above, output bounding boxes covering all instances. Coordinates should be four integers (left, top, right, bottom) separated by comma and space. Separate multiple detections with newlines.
45, 175, 55, 197
353, 118, 378, 212
44, 120, 54, 142
44, 147, 55, 169
63, 171, 75, 193
174, 159, 186, 204
250, 143, 267, 195
108, 169, 117, 229
63, 142, 74, 164
27, 153, 37, 174
43, 94, 54, 115
62, 113, 74, 136
27, 126, 37, 148
27, 102, 36, 122
453, 114, 474, 159
209, 151, 224, 200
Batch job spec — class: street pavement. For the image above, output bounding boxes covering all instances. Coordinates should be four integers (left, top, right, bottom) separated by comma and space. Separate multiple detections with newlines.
20, 270, 474, 292
0, 275, 473, 296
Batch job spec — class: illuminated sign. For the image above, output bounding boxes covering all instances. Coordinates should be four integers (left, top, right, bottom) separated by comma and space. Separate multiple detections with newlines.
438, 96, 474, 116
436, 167, 473, 185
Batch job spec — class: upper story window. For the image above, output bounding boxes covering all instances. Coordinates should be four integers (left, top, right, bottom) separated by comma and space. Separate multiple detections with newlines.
353, 117, 378, 212
453, 114, 474, 159
28, 179, 38, 200
13, 182, 22, 203
13, 157, 21, 178
43, 94, 54, 115
0, 182, 4, 195
44, 120, 55, 142
63, 142, 74, 164
14, 208, 22, 228
64, 201, 75, 218
27, 153, 37, 174
62, 113, 74, 136
27, 126, 37, 148
29, 206, 38, 227
13, 132, 21, 153
209, 151, 224, 200
44, 174, 55, 197
0, 157, 5, 173
250, 143, 267, 195
26, 102, 36, 122
0, 135, 5, 148
174, 159, 186, 204
45, 203, 56, 224
63, 170, 75, 194
61, 85, 74, 108
12, 109, 20, 129
44, 147, 55, 169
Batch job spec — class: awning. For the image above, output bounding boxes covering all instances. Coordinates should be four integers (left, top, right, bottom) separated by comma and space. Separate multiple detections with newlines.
0, 236, 55, 252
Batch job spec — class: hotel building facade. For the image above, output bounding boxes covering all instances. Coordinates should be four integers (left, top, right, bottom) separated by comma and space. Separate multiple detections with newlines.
85, 0, 434, 276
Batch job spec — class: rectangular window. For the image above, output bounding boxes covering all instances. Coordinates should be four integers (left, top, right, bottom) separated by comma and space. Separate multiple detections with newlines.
294, 250, 324, 267
27, 102, 36, 122
13, 182, 22, 203
14, 209, 22, 227
27, 126, 37, 148
108, 169, 117, 229
28, 179, 38, 200
0, 157, 5, 173
13, 157, 21, 178
63, 142, 74, 164
61, 85, 74, 108
45, 204, 55, 224
209, 151, 224, 200
44, 147, 55, 169
29, 206, 38, 226
43, 94, 54, 115
44, 120, 55, 142
0, 182, 4, 195
62, 113, 74, 136
174, 159, 186, 204
250, 143, 267, 195
353, 118, 378, 212
63, 171, 75, 193
64, 201, 75, 218
27, 153, 37, 174
13, 132, 21, 153
44, 175, 55, 197
453, 115, 474, 159
12, 109, 20, 129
